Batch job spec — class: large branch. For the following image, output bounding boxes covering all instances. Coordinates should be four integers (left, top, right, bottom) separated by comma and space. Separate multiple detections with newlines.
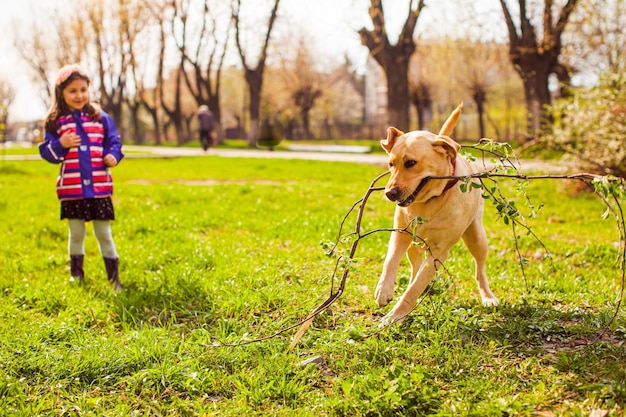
232, 0, 280, 73
358, 0, 389, 59
369, 0, 386, 38
399, 0, 425, 46
555, 0, 580, 36
518, 0, 538, 48
232, 0, 247, 69
256, 0, 281, 72
544, 0, 553, 40
498, 0, 520, 48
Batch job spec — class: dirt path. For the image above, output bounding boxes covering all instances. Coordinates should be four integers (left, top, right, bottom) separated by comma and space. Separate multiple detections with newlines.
2, 143, 577, 174
123, 145, 577, 174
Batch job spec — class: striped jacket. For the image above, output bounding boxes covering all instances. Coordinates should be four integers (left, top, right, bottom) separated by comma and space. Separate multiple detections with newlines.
39, 110, 124, 201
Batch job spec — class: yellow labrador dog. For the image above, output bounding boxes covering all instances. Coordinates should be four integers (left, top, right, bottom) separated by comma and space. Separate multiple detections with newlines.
376, 104, 499, 326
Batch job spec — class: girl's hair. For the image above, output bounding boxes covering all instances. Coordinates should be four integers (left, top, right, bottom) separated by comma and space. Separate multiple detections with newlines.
44, 65, 101, 133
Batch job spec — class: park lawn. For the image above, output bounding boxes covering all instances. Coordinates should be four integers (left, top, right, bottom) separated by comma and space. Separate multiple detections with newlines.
0, 155, 624, 416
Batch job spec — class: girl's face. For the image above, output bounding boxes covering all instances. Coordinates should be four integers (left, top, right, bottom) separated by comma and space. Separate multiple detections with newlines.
62, 78, 90, 111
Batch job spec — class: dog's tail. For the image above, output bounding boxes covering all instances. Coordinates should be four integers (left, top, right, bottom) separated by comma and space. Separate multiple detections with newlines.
438, 102, 463, 137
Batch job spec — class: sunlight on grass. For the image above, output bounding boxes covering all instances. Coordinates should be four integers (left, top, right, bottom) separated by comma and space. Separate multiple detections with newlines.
0, 156, 624, 415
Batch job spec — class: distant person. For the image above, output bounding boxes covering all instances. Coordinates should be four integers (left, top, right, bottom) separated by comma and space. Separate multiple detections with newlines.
197, 105, 215, 151
39, 64, 124, 290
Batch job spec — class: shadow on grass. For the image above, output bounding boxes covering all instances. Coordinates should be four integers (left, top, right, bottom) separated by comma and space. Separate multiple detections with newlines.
104, 277, 218, 330
397, 299, 626, 404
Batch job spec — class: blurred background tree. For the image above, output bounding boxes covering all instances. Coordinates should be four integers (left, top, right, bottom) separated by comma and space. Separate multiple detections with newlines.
545, 72, 626, 176
0, 79, 15, 142
3, 0, 624, 165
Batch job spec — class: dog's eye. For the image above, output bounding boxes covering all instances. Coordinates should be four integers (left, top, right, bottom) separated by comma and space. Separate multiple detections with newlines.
404, 160, 417, 169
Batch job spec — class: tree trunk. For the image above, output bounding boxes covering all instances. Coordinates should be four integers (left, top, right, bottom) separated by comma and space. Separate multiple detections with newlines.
515, 58, 552, 138
472, 88, 487, 139
233, 0, 281, 147
385, 61, 411, 130
173, 118, 186, 146
246, 68, 262, 146
208, 95, 223, 144
127, 104, 142, 144
148, 108, 162, 145
411, 82, 431, 130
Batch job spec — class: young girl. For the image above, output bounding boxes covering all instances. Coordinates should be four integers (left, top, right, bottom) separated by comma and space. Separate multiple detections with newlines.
39, 64, 124, 290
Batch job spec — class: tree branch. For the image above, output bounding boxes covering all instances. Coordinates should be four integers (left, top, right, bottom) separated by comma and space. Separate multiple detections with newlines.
206, 141, 626, 349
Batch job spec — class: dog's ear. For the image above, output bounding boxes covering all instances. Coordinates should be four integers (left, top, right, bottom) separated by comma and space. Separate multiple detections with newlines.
438, 102, 463, 137
433, 135, 461, 159
381, 127, 404, 154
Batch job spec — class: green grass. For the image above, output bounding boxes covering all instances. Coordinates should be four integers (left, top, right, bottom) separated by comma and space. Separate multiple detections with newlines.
0, 144, 40, 155
0, 139, 386, 155
0, 155, 624, 416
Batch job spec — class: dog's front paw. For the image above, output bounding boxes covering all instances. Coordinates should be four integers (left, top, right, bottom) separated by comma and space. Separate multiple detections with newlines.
374, 283, 394, 307
481, 296, 499, 307
378, 309, 407, 329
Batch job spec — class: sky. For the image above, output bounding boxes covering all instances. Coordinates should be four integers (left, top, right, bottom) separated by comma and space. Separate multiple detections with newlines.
0, 0, 52, 121
0, 0, 498, 122
0, 0, 369, 122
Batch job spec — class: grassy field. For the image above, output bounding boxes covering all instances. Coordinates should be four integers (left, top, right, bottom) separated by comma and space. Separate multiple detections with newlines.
0, 152, 624, 416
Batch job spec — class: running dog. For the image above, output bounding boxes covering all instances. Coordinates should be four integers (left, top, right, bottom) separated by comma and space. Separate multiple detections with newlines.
376, 104, 499, 326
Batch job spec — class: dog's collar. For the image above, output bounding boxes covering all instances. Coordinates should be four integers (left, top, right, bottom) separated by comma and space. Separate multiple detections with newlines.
442, 157, 458, 193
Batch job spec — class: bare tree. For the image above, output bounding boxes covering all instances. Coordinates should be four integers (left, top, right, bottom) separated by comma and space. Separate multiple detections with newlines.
232, 0, 281, 146
359, 0, 425, 131
84, 0, 137, 129
160, 57, 190, 144
136, 0, 169, 145
408, 39, 463, 133
118, 0, 151, 144
13, 6, 86, 110
0, 79, 15, 141
564, 0, 626, 75
278, 39, 323, 139
13, 22, 55, 109
457, 40, 510, 139
499, 0, 580, 138
409, 81, 432, 131
173, 0, 230, 143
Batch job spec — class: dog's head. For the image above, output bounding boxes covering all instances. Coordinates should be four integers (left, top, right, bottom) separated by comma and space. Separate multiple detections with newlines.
381, 104, 462, 207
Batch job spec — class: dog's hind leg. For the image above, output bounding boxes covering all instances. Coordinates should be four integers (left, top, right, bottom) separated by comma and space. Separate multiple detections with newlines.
462, 218, 499, 307
407, 244, 424, 284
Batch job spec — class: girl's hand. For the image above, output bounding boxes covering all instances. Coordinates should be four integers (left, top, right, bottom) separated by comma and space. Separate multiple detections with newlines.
60, 131, 81, 148
104, 154, 118, 167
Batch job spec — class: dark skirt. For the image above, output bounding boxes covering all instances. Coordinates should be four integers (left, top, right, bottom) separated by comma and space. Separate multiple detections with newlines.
60, 197, 115, 221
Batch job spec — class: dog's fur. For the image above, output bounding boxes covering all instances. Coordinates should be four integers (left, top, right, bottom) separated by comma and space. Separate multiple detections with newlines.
376, 104, 499, 326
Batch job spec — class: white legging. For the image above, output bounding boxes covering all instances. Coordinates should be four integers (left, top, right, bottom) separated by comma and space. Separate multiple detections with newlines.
68, 219, 118, 259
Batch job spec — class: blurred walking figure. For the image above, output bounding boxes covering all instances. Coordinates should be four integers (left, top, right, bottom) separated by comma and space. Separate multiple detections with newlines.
197, 105, 215, 151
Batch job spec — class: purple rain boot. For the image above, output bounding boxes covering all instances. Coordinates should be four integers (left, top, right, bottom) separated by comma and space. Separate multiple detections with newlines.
103, 257, 122, 290
70, 255, 84, 283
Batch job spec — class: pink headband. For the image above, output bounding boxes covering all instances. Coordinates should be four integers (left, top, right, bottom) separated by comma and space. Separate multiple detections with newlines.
55, 64, 85, 86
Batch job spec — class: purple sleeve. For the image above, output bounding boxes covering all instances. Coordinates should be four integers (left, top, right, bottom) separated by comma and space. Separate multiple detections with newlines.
101, 111, 124, 163
38, 130, 68, 163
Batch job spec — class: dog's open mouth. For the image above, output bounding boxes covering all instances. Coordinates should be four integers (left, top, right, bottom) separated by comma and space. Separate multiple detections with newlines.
398, 177, 429, 207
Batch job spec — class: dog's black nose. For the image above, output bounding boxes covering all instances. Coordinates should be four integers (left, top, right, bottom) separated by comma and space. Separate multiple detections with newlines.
385, 187, 401, 201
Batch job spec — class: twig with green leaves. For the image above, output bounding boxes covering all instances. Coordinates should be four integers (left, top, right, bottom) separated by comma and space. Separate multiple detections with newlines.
289, 139, 626, 346
210, 139, 626, 348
